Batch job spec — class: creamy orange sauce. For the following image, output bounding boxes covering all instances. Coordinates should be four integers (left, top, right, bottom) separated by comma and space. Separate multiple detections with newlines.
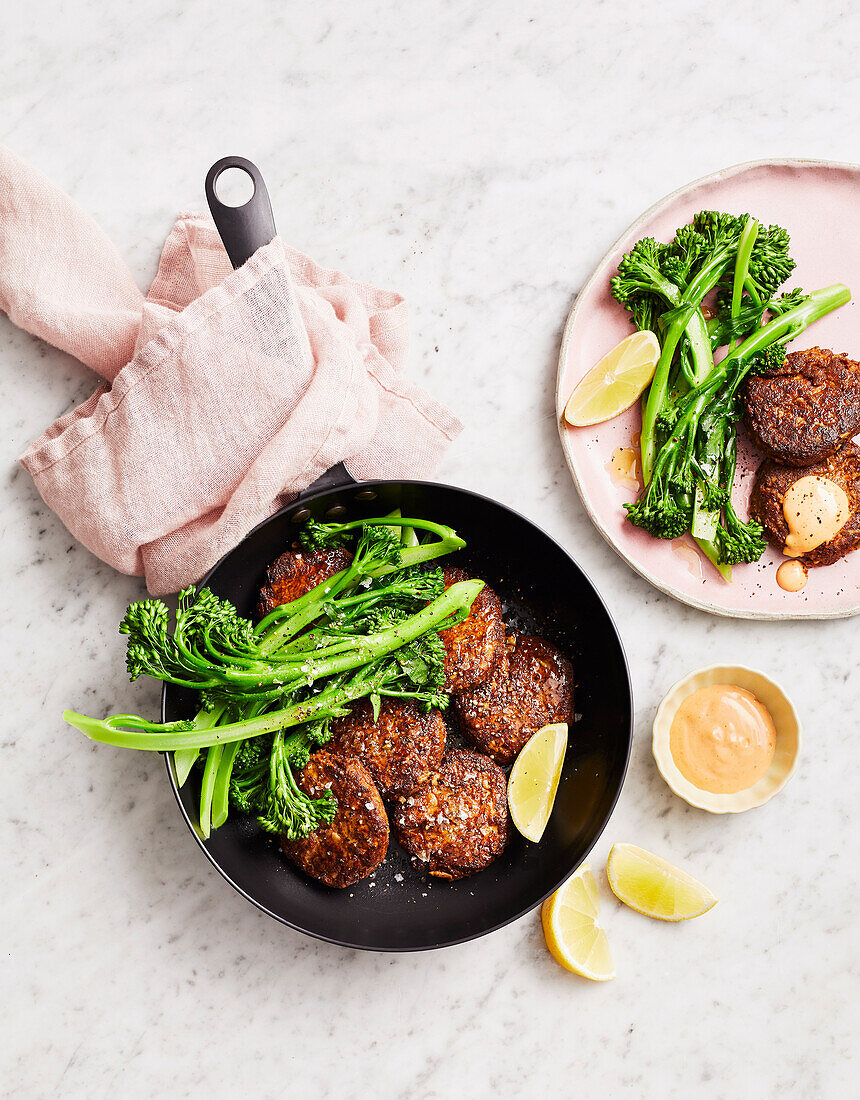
783, 476, 850, 557
606, 446, 641, 492
776, 559, 808, 592
669, 684, 776, 794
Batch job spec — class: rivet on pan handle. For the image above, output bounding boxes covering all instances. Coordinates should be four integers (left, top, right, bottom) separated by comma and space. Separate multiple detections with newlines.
205, 156, 277, 270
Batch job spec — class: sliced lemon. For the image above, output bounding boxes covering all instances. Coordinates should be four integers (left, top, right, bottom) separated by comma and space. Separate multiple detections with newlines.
564, 330, 660, 426
541, 863, 615, 980
606, 843, 717, 921
508, 722, 568, 842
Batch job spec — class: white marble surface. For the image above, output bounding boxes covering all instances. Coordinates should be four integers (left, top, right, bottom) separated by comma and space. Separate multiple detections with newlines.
2, 2, 858, 1097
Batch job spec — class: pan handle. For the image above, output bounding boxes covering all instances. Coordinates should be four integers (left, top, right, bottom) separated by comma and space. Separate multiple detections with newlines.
205, 156, 277, 270
204, 157, 357, 494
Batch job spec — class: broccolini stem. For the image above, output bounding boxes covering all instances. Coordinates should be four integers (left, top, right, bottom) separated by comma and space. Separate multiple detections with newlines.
641, 325, 686, 482
64, 580, 483, 751
641, 303, 715, 482
67, 670, 384, 751
727, 284, 851, 366
198, 744, 224, 838
210, 699, 264, 828
173, 703, 226, 788
731, 218, 759, 331
692, 533, 732, 583
210, 740, 242, 830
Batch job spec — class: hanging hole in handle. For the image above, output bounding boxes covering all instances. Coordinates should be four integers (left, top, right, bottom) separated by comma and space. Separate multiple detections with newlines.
213, 166, 256, 208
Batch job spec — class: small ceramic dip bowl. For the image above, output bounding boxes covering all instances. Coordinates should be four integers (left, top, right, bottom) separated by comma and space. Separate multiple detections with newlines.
653, 664, 802, 813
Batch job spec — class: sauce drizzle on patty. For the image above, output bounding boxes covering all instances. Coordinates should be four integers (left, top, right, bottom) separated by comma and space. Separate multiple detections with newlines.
782, 475, 850, 557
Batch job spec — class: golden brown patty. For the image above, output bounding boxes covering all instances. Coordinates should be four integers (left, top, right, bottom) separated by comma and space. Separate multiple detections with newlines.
325, 698, 446, 800
256, 546, 353, 619
280, 752, 388, 888
749, 442, 860, 567
393, 749, 509, 880
454, 632, 574, 765
438, 566, 507, 692
743, 347, 860, 467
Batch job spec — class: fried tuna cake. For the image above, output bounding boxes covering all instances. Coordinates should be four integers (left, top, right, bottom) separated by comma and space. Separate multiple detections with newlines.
455, 632, 574, 765
749, 442, 860, 567
394, 749, 508, 880
281, 752, 388, 888
257, 546, 352, 619
743, 347, 860, 467
325, 698, 446, 800
438, 566, 506, 692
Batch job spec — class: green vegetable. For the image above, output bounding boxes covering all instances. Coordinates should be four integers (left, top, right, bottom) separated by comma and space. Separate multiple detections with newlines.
625, 285, 851, 557
730, 217, 760, 333
612, 209, 849, 576
254, 517, 463, 647
64, 517, 476, 841
230, 727, 337, 837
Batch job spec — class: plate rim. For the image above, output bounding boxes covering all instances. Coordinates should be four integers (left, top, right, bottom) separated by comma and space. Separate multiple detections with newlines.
162, 478, 634, 951
555, 157, 860, 621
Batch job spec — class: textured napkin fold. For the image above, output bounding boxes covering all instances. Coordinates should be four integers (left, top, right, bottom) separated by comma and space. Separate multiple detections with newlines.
0, 147, 462, 594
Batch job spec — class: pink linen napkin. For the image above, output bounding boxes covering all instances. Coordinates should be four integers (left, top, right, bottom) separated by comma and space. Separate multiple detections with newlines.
0, 147, 462, 594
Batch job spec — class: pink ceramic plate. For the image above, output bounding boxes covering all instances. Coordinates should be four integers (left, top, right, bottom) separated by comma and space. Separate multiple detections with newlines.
556, 160, 860, 620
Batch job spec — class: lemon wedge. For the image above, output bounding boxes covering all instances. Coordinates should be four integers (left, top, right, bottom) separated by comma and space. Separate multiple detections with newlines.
541, 863, 615, 980
507, 722, 568, 842
563, 330, 660, 426
606, 843, 717, 921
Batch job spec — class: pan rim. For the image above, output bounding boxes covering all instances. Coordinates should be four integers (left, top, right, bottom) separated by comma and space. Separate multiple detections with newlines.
162, 478, 633, 952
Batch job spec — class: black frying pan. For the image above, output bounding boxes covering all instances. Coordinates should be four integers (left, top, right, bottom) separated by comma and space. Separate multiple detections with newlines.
162, 159, 632, 951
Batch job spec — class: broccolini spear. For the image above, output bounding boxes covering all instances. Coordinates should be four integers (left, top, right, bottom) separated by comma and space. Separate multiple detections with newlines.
713, 430, 767, 567
64, 579, 479, 748
253, 516, 464, 647
625, 284, 851, 548
106, 578, 472, 710
612, 211, 796, 482
689, 217, 762, 553
64, 516, 478, 840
